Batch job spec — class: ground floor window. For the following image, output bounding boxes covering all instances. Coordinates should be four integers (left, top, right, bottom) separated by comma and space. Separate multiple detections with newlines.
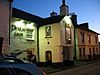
89, 48, 92, 55
79, 48, 82, 56
83, 48, 85, 56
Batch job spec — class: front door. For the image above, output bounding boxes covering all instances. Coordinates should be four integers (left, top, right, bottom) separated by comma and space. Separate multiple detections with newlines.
0, 37, 3, 54
45, 51, 52, 65
63, 47, 69, 61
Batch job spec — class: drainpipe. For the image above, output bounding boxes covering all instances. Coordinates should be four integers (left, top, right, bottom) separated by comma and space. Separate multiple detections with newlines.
70, 13, 77, 60
37, 26, 40, 62
74, 27, 77, 60
8, 0, 13, 44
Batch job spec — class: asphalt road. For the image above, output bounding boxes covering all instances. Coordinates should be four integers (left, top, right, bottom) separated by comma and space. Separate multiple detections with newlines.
48, 61, 100, 75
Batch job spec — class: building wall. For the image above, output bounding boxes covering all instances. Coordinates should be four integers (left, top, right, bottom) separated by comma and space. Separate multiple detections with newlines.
60, 16, 74, 61
0, 0, 10, 53
39, 16, 74, 63
39, 23, 62, 63
75, 28, 100, 60
10, 17, 38, 60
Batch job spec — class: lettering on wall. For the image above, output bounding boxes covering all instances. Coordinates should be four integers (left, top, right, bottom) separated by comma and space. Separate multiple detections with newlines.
11, 18, 35, 40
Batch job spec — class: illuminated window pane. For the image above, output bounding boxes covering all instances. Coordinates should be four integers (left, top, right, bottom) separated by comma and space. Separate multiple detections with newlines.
65, 26, 71, 44
45, 26, 51, 37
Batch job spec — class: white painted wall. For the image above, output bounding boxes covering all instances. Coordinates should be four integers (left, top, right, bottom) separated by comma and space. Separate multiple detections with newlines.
39, 16, 74, 63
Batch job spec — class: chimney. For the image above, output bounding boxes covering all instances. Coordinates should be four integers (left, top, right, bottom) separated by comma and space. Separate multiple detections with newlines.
70, 12, 77, 26
79, 23, 89, 29
50, 11, 57, 17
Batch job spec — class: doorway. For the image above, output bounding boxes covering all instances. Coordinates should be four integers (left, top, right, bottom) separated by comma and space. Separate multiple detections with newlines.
0, 37, 3, 54
45, 51, 52, 65
63, 46, 70, 63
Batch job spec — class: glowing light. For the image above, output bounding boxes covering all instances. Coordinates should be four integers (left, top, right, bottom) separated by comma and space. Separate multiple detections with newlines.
63, 16, 73, 27
14, 20, 25, 28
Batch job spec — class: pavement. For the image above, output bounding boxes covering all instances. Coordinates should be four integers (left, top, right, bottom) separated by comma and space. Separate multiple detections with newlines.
39, 59, 100, 74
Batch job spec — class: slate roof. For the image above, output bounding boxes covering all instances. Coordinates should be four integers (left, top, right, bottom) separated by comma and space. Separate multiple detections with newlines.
12, 8, 65, 26
42, 15, 65, 25
12, 8, 100, 35
75, 23, 100, 35
12, 8, 44, 25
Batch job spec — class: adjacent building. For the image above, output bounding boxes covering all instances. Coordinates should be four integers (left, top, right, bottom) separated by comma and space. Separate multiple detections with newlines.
75, 23, 100, 60
0, 0, 13, 54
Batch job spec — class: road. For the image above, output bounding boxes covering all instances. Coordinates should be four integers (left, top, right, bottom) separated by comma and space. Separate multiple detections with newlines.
48, 61, 100, 75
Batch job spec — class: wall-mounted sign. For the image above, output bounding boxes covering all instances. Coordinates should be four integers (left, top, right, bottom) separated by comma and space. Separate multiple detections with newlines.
11, 18, 36, 40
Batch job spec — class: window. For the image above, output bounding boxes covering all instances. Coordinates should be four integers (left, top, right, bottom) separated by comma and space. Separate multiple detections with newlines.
87, 34, 91, 44
96, 48, 98, 53
93, 47, 95, 55
45, 26, 52, 38
83, 48, 85, 56
79, 48, 82, 56
80, 32, 85, 43
95, 36, 98, 44
89, 48, 91, 55
65, 25, 71, 44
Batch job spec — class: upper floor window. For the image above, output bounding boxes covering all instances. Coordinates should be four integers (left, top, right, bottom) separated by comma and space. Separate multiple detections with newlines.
95, 36, 98, 44
26, 29, 34, 38
87, 34, 91, 44
80, 32, 85, 44
45, 26, 52, 38
65, 24, 71, 44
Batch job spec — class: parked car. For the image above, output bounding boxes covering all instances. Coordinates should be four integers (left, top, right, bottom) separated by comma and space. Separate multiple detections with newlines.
0, 57, 24, 63
0, 54, 24, 63
0, 54, 17, 58
0, 62, 46, 75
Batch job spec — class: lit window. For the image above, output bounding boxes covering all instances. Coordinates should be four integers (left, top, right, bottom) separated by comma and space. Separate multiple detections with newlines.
65, 24, 71, 44
45, 26, 52, 38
